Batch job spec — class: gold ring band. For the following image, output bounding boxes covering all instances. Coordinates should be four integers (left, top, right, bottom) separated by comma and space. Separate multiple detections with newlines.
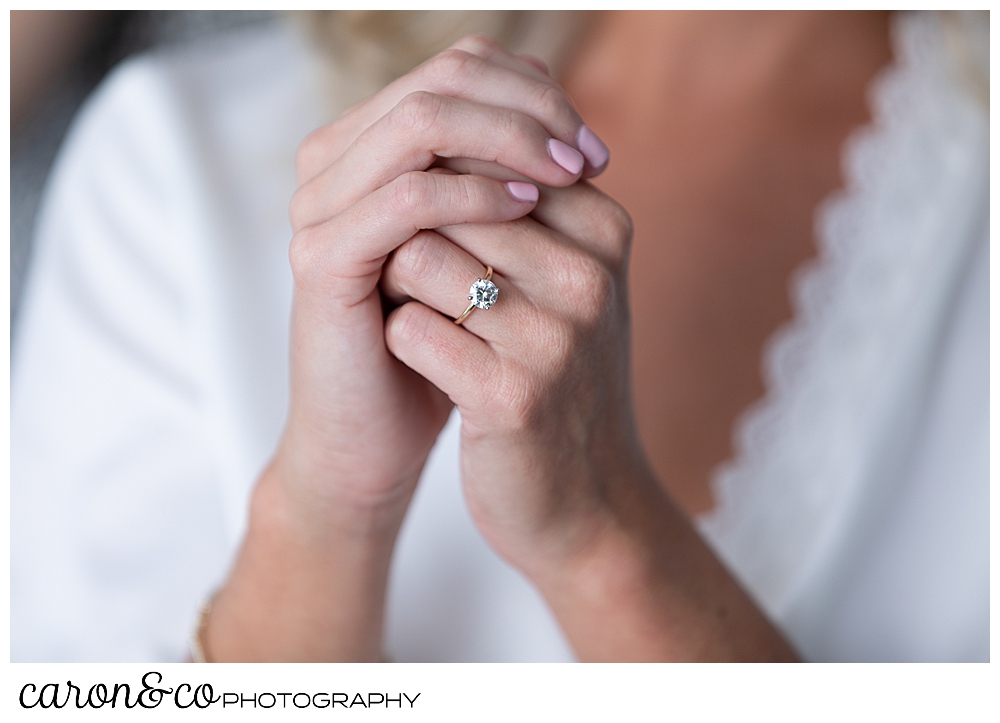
455, 266, 494, 325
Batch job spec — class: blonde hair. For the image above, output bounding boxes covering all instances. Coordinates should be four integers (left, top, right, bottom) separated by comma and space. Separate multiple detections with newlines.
299, 10, 589, 112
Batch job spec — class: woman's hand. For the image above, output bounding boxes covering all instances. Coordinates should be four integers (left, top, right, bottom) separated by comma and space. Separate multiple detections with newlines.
381, 179, 638, 566
295, 35, 609, 186
381, 181, 798, 661
204, 38, 610, 662
280, 39, 599, 537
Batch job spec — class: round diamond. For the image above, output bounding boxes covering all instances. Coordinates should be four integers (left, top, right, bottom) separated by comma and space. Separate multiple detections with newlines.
468, 278, 498, 310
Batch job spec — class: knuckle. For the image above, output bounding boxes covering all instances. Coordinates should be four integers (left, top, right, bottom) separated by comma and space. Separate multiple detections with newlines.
288, 226, 324, 287
596, 199, 634, 257
563, 252, 616, 322
424, 48, 480, 88
482, 319, 572, 433
488, 371, 541, 432
580, 265, 616, 322
450, 174, 478, 208
391, 90, 445, 134
543, 315, 578, 371
452, 34, 500, 58
388, 171, 433, 216
389, 302, 432, 346
496, 106, 533, 148
288, 181, 318, 231
295, 126, 327, 180
393, 232, 445, 285
532, 82, 570, 126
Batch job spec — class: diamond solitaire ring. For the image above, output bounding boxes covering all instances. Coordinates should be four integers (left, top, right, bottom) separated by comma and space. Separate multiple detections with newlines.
454, 266, 498, 325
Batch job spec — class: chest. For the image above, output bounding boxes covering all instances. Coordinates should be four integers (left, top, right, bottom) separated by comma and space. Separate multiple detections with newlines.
561, 13, 891, 514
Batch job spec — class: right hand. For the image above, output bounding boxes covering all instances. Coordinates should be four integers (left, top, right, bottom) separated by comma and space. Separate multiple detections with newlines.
206, 37, 613, 661
276, 36, 609, 535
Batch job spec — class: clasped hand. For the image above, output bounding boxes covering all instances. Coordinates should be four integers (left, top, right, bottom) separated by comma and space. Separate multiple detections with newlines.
282, 34, 652, 574
208, 36, 798, 663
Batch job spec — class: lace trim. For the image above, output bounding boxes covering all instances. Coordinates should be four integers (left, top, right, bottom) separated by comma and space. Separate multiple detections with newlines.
696, 11, 984, 620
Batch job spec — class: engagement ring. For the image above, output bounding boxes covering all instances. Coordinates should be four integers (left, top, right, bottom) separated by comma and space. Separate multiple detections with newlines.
454, 266, 497, 325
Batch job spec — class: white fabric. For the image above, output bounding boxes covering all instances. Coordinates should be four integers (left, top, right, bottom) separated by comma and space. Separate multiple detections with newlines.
10, 20, 572, 664
699, 12, 989, 662
11, 13, 988, 662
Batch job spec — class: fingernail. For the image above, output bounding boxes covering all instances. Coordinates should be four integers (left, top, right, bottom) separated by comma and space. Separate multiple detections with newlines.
506, 181, 539, 202
547, 138, 585, 175
577, 125, 610, 169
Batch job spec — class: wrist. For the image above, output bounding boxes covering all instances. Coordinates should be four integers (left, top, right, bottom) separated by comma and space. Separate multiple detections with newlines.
265, 436, 420, 543
528, 469, 799, 661
204, 464, 405, 661
526, 469, 693, 660
508, 450, 666, 582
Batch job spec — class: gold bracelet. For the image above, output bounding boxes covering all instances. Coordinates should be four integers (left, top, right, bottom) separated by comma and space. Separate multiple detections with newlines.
189, 597, 214, 663
190, 594, 395, 662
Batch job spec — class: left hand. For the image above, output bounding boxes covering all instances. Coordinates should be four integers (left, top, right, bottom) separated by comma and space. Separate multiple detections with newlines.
381, 177, 800, 663
367, 35, 795, 663
380, 178, 653, 576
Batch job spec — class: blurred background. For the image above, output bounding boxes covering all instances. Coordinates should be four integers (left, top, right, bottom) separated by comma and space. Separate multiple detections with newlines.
10, 10, 278, 332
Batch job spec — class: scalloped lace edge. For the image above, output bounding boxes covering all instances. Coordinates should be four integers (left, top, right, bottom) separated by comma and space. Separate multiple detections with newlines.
696, 11, 965, 619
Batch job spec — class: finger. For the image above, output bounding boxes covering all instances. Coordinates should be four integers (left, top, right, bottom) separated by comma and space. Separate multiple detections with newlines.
299, 47, 573, 179
449, 34, 554, 84
530, 182, 634, 265
415, 178, 632, 277
381, 230, 534, 343
449, 36, 608, 179
291, 173, 538, 302
384, 301, 500, 413
297, 46, 608, 182
291, 92, 580, 229
345, 46, 575, 151
432, 156, 532, 183
432, 216, 570, 292
518, 54, 551, 77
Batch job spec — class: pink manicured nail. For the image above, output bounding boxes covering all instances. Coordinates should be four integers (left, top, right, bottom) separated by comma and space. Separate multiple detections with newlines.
506, 181, 539, 202
547, 138, 585, 175
577, 125, 610, 170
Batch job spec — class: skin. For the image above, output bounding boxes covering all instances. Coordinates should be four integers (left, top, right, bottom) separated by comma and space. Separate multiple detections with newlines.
205, 11, 891, 662
565, 11, 893, 515
206, 44, 605, 661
